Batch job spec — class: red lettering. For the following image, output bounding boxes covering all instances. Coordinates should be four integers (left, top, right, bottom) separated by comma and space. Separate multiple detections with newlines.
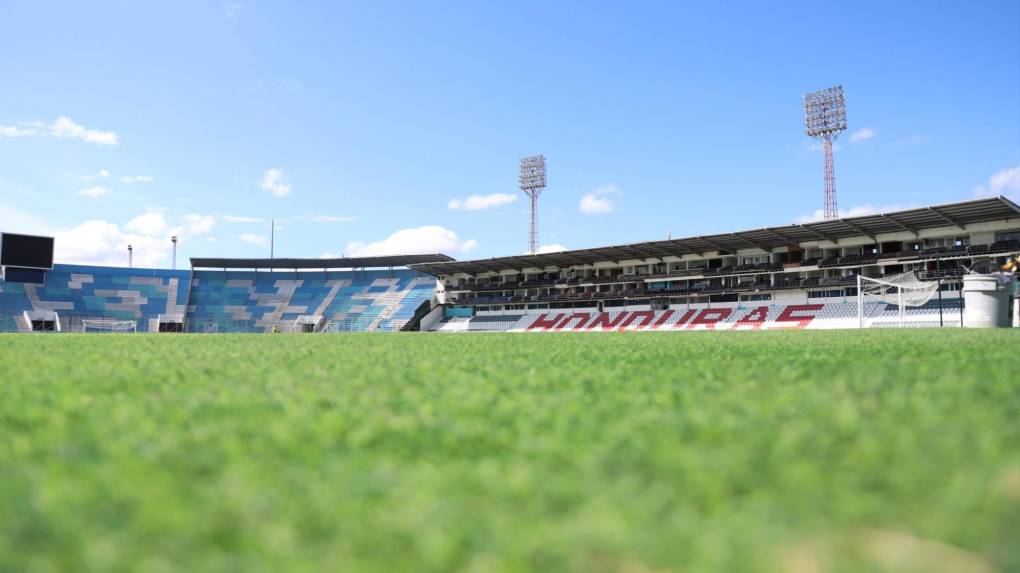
652, 310, 675, 329
734, 306, 769, 330
527, 313, 565, 331
555, 312, 591, 331
588, 311, 628, 330
689, 308, 733, 330
619, 311, 656, 330
773, 304, 823, 329
672, 309, 696, 329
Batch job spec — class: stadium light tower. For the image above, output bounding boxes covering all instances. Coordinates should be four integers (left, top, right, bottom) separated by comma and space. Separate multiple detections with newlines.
803, 85, 847, 220
171, 235, 178, 269
127, 244, 133, 268
519, 155, 547, 254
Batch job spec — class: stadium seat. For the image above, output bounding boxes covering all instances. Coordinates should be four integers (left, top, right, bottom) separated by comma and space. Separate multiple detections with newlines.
187, 269, 435, 333
0, 264, 190, 333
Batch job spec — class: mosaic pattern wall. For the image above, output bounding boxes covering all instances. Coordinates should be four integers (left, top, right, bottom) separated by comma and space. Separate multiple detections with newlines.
0, 265, 437, 332
0, 264, 191, 332
185, 269, 436, 332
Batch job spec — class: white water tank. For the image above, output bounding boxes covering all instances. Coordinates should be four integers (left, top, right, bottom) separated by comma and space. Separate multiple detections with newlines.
962, 274, 1013, 328
1014, 282, 1020, 327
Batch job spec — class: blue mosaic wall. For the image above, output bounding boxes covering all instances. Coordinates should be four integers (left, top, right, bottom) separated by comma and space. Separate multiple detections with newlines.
0, 264, 191, 332
185, 268, 436, 332
0, 264, 436, 332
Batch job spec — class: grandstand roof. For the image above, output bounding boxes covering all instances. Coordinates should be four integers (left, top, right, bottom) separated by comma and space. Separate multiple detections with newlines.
190, 254, 454, 270
411, 196, 1020, 276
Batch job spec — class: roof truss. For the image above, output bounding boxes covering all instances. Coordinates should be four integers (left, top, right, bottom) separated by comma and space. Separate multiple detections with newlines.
839, 220, 877, 243
880, 213, 917, 235
926, 207, 965, 229
795, 224, 839, 244
730, 233, 773, 251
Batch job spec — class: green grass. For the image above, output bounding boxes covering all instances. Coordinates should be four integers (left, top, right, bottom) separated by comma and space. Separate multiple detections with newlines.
0, 331, 1018, 573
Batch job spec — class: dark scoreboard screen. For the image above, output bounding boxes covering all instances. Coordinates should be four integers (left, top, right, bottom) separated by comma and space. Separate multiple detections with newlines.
1, 233, 55, 269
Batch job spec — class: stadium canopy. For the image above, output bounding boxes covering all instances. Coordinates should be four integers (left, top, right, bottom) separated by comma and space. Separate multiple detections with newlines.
411, 196, 1020, 276
190, 254, 454, 270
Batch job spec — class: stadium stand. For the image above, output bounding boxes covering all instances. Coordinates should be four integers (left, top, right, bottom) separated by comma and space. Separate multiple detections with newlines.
186, 269, 436, 333
0, 264, 190, 333
0, 262, 439, 333
416, 197, 1019, 332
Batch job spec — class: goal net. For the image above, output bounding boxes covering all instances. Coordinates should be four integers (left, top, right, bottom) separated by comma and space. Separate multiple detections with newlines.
82, 318, 138, 333
856, 271, 939, 328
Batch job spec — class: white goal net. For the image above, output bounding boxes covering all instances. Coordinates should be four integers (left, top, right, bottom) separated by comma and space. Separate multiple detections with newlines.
857, 271, 939, 328
82, 318, 138, 333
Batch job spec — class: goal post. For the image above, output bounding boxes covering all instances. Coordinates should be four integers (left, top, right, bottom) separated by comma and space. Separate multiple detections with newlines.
856, 271, 939, 328
81, 318, 138, 333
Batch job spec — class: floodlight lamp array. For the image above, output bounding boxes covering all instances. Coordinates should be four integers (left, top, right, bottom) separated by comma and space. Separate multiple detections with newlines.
519, 155, 547, 193
803, 85, 847, 137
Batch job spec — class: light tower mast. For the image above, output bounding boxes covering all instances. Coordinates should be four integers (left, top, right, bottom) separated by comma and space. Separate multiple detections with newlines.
519, 155, 546, 254
803, 86, 847, 220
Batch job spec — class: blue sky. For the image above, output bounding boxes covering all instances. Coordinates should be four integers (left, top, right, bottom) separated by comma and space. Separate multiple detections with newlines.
1, 1, 1018, 267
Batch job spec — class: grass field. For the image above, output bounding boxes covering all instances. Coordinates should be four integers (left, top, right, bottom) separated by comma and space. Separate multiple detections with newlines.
0, 330, 1018, 573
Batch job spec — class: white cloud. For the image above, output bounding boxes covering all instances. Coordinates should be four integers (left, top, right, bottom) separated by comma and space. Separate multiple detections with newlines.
50, 116, 118, 146
534, 244, 567, 254
0, 205, 219, 267
183, 214, 215, 234
319, 252, 341, 259
794, 203, 917, 224
580, 194, 613, 214
55, 220, 141, 267
1, 118, 116, 145
260, 167, 292, 197
974, 165, 1020, 199
579, 184, 620, 215
447, 193, 518, 211
77, 186, 109, 198
55, 218, 178, 268
345, 225, 477, 257
120, 175, 154, 184
848, 127, 876, 143
80, 169, 110, 181
0, 124, 39, 137
238, 233, 267, 245
223, 214, 263, 223
0, 204, 51, 234
125, 211, 169, 236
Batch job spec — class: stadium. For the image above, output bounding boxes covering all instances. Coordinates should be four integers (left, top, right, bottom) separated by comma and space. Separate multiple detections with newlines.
2, 196, 1018, 333
2, 3, 1019, 572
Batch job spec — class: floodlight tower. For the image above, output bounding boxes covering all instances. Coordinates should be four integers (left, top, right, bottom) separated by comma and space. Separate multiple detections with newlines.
803, 86, 847, 220
519, 155, 546, 254
171, 235, 178, 269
